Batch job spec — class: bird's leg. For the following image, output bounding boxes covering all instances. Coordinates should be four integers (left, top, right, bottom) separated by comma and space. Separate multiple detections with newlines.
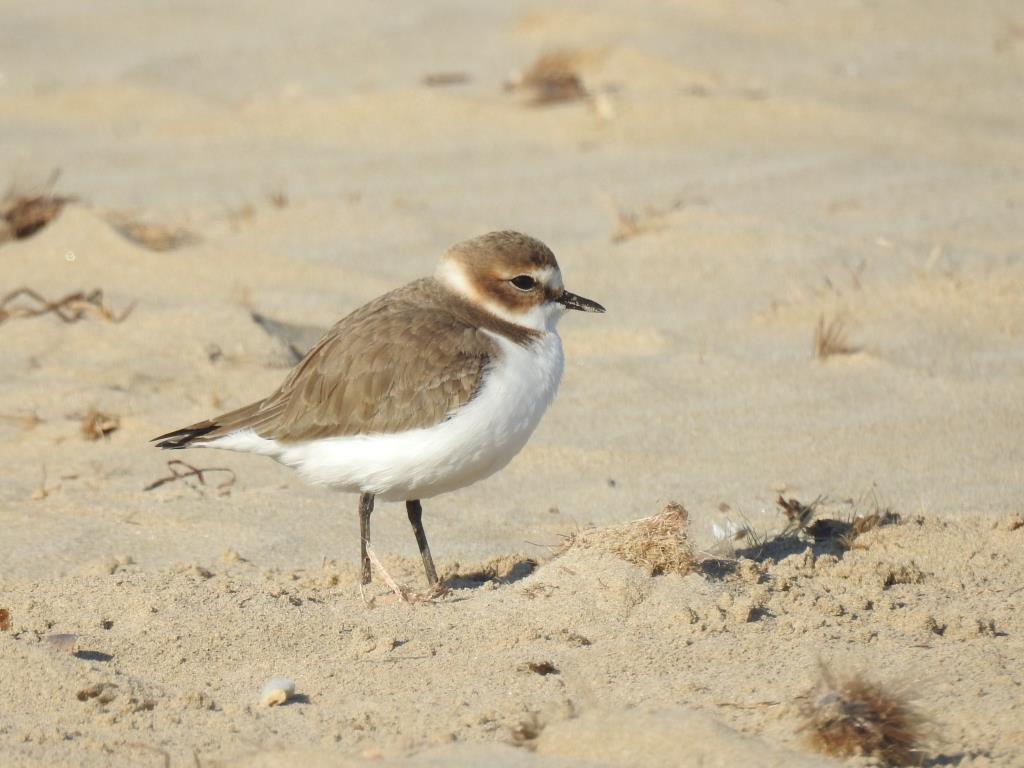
359, 492, 375, 585
406, 499, 438, 586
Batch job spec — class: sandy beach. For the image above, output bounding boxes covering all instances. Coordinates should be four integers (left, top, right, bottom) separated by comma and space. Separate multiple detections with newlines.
1, 1, 1022, 765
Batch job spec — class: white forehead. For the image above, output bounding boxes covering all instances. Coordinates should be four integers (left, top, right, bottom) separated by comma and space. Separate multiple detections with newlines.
533, 265, 564, 291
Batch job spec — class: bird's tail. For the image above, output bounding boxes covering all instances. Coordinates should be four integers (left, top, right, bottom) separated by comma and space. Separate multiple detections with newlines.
151, 400, 269, 449
151, 422, 219, 449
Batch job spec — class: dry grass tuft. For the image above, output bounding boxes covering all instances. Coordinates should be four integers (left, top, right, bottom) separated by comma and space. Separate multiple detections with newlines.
777, 495, 823, 537
798, 666, 925, 766
80, 409, 120, 441
0, 287, 135, 326
562, 502, 695, 575
506, 51, 589, 105
814, 314, 859, 359
837, 505, 897, 550
1, 172, 72, 242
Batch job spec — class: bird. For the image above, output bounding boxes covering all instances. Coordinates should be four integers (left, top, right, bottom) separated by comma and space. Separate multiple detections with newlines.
153, 231, 605, 587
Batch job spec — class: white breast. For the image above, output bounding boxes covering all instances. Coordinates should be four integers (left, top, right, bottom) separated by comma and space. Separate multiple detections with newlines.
208, 331, 565, 501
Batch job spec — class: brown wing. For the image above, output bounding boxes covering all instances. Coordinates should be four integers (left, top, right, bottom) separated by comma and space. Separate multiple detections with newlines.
153, 279, 497, 448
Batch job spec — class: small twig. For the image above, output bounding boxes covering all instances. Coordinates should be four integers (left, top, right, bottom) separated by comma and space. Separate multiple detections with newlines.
365, 547, 411, 603
714, 700, 780, 709
363, 547, 448, 604
143, 460, 236, 495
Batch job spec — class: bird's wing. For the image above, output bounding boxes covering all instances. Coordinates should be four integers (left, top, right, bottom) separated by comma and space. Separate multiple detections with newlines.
154, 280, 497, 447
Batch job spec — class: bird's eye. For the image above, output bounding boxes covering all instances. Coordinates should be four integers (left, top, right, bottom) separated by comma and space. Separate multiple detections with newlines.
510, 275, 536, 291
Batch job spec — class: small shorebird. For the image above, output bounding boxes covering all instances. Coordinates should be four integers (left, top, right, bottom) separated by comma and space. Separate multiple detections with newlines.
153, 231, 604, 586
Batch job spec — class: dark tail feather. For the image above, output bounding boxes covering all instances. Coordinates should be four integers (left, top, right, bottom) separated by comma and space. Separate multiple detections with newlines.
152, 423, 218, 449
153, 400, 268, 449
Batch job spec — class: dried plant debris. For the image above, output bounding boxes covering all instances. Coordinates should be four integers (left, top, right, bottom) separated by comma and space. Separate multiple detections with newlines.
79, 409, 120, 441
105, 213, 199, 252
0, 410, 43, 431
77, 682, 119, 704
562, 502, 695, 576
0, 608, 10, 631
1, 171, 72, 242
798, 666, 925, 766
708, 504, 771, 560
143, 459, 236, 496
422, 72, 471, 87
777, 495, 823, 537
359, 546, 449, 605
506, 51, 589, 105
521, 660, 559, 676
837, 508, 900, 551
605, 197, 689, 244
814, 314, 859, 359
267, 189, 290, 209
0, 287, 135, 326
711, 493, 900, 562
805, 495, 900, 551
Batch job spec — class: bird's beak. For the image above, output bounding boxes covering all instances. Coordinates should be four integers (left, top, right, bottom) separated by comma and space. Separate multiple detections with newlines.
556, 290, 605, 313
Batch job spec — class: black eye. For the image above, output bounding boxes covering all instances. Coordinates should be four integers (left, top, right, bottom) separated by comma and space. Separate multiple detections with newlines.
510, 275, 536, 291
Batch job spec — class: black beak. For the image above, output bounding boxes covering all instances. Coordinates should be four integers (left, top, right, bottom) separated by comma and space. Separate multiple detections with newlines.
557, 290, 605, 313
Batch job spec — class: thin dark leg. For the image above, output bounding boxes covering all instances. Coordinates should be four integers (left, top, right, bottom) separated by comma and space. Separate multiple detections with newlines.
359, 492, 374, 585
406, 499, 438, 586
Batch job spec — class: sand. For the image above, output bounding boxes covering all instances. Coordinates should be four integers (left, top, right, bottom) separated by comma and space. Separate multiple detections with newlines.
1, 1, 1022, 765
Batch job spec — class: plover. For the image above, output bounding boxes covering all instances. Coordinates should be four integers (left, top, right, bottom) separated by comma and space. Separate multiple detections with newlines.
153, 231, 604, 586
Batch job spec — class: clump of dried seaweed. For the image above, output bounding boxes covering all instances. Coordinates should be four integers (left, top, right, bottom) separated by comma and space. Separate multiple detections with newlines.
798, 665, 926, 766
561, 502, 695, 576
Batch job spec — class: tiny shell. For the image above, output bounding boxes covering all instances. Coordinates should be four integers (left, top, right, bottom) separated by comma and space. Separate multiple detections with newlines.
260, 676, 295, 707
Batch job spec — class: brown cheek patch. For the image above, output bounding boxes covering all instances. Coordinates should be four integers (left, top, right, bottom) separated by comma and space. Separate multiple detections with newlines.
471, 266, 543, 312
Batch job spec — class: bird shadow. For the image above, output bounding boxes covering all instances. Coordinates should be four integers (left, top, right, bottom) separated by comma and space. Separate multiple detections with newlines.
74, 650, 114, 663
